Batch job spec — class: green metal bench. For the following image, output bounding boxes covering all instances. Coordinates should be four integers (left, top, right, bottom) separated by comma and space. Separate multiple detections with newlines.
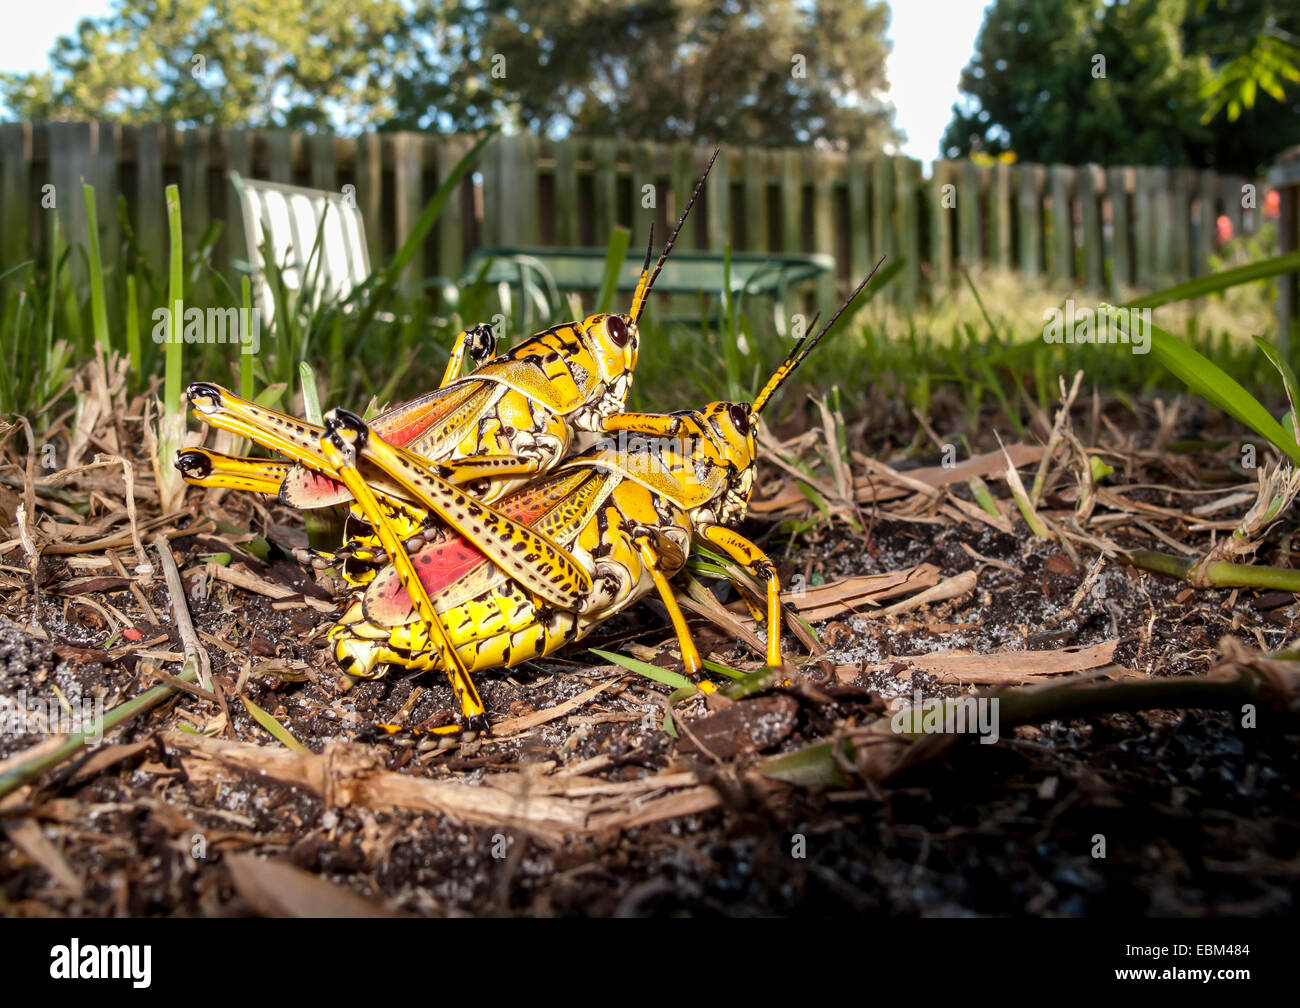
462, 246, 834, 336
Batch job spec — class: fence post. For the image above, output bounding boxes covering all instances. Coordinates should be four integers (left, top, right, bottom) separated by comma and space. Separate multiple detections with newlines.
1048, 164, 1073, 284
811, 151, 835, 306
991, 160, 1012, 270
1077, 164, 1103, 291
959, 159, 981, 273
709, 145, 733, 251
896, 157, 920, 307
393, 132, 424, 286
1196, 169, 1218, 278
591, 139, 617, 246
48, 122, 93, 286
744, 146, 771, 254
552, 138, 579, 247
871, 155, 894, 299
434, 134, 468, 283
180, 127, 210, 299
930, 160, 952, 293
0, 122, 32, 273
1106, 165, 1132, 297
1017, 163, 1043, 280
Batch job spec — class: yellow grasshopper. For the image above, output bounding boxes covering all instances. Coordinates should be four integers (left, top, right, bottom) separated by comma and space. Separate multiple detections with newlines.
176, 150, 720, 514
225, 262, 881, 734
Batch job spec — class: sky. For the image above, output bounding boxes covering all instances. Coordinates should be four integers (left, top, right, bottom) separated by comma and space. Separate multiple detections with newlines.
0, 0, 992, 164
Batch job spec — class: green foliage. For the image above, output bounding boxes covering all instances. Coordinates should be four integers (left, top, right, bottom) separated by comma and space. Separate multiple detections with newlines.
395, 0, 899, 148
0, 0, 407, 129
943, 0, 1300, 174
1, 0, 900, 149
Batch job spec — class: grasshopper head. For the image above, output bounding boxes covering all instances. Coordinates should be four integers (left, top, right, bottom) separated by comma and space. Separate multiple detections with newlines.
579, 311, 639, 400
698, 400, 760, 523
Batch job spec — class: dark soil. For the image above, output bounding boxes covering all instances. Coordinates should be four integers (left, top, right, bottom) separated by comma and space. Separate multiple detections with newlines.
3, 489, 1297, 917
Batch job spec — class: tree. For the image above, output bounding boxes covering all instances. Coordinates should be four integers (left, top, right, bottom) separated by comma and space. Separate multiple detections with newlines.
941, 0, 1300, 173
390, 0, 900, 149
0, 0, 407, 130
1, 0, 901, 150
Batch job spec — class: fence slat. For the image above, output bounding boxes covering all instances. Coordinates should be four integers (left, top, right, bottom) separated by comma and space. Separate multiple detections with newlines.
1048, 164, 1073, 283
1078, 164, 1103, 291
553, 139, 578, 247
896, 157, 920, 306
134, 125, 165, 271
632, 140, 657, 248
267, 130, 292, 184
1, 122, 32, 272
435, 134, 466, 283
393, 132, 424, 285
708, 146, 731, 251
1133, 166, 1153, 288
959, 159, 981, 271
94, 122, 120, 278
1173, 167, 1194, 280
1107, 165, 1132, 295
310, 132, 336, 192
811, 151, 835, 305
180, 127, 210, 268
991, 161, 1012, 269
0, 123, 1270, 320
871, 156, 894, 298
1152, 165, 1176, 284
780, 148, 804, 255
1196, 169, 1218, 278
225, 130, 251, 273
49, 122, 93, 284
670, 145, 697, 251
1017, 163, 1043, 280
354, 132, 384, 266
591, 139, 617, 245
847, 152, 870, 283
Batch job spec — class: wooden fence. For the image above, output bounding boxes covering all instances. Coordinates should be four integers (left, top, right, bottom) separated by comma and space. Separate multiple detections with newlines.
0, 121, 1277, 312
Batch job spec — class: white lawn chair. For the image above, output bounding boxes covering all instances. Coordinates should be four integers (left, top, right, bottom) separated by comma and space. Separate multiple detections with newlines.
228, 171, 374, 327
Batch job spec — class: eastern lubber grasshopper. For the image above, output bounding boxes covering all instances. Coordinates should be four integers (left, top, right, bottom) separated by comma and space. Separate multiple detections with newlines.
175, 149, 720, 515
175, 257, 880, 735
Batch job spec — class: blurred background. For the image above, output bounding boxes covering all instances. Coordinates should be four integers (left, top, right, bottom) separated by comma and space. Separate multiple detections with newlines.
1, 0, 1298, 421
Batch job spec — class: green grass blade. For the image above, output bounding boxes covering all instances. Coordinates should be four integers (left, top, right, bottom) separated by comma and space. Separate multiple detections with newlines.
164, 184, 184, 416
1122, 250, 1300, 310
587, 647, 694, 691
239, 695, 310, 754
1100, 304, 1300, 464
82, 184, 111, 354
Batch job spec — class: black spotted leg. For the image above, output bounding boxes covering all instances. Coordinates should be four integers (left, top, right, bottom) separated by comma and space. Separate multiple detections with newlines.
319, 419, 487, 730
697, 524, 785, 669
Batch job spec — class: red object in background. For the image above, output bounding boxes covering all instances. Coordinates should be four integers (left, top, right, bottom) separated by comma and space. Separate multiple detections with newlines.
1217, 214, 1233, 243
1266, 189, 1280, 218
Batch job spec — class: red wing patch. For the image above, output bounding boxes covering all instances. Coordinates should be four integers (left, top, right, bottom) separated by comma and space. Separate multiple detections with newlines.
362, 468, 595, 627
279, 465, 352, 508
371, 381, 492, 449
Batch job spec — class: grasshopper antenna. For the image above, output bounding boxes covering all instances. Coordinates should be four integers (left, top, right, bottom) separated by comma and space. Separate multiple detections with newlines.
753, 256, 885, 416
630, 146, 721, 324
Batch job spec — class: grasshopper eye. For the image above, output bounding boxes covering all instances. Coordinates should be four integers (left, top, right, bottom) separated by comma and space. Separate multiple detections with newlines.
728, 403, 750, 436
605, 315, 630, 347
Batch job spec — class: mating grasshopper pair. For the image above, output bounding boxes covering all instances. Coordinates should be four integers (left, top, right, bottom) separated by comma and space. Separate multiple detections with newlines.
177, 152, 877, 735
